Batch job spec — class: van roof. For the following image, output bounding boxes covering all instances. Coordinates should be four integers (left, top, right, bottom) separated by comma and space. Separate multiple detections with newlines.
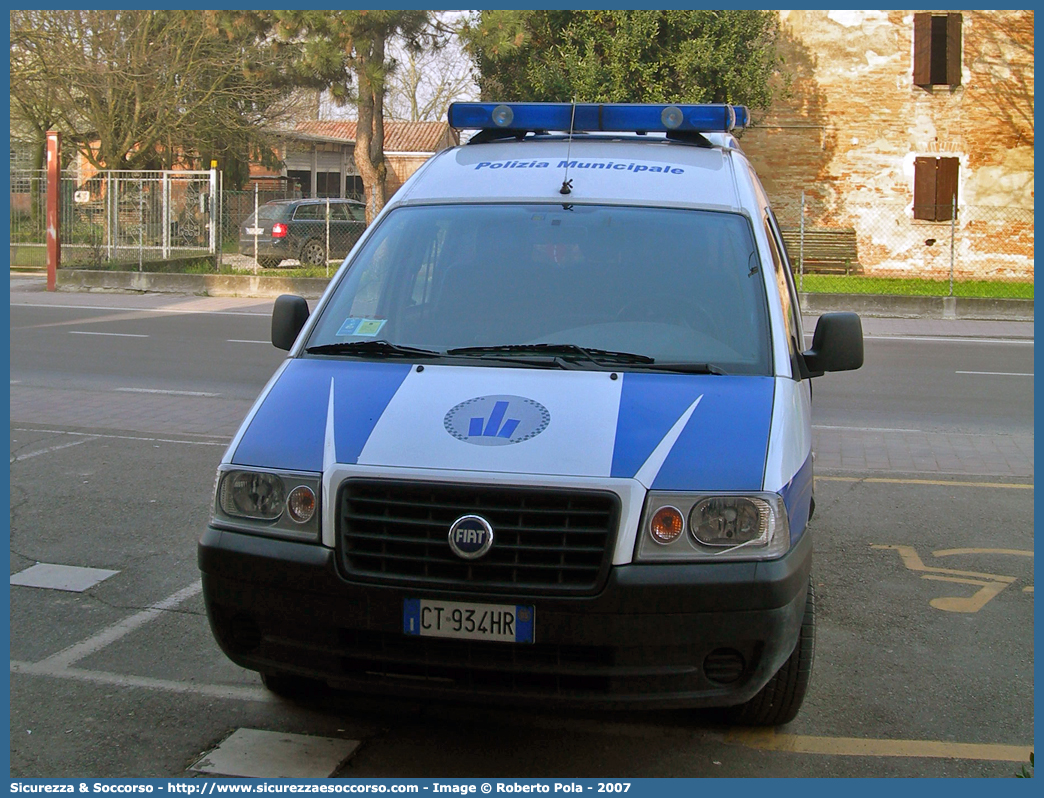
393, 136, 750, 213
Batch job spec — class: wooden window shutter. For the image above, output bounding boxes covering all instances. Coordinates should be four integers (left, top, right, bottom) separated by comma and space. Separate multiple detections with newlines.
913, 157, 936, 220
946, 13, 963, 87
913, 12, 932, 86
935, 157, 960, 221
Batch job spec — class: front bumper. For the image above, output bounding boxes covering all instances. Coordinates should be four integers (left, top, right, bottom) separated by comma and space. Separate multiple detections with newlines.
198, 526, 811, 710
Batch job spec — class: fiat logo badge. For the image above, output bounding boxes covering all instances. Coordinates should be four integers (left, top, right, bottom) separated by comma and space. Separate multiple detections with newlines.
448, 515, 494, 560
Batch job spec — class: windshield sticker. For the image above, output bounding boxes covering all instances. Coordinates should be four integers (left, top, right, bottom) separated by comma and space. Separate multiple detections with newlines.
336, 318, 387, 337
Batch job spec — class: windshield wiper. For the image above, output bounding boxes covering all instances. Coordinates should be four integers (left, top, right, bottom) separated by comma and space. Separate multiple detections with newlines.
630, 362, 728, 375
446, 343, 655, 367
305, 340, 443, 359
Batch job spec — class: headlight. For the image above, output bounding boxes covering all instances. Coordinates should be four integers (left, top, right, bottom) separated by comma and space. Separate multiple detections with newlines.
212, 467, 321, 542
634, 492, 790, 562
220, 471, 284, 520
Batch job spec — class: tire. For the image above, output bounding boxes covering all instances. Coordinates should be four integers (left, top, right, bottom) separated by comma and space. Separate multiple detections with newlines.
257, 257, 282, 269
299, 239, 327, 266
724, 577, 815, 726
260, 671, 323, 699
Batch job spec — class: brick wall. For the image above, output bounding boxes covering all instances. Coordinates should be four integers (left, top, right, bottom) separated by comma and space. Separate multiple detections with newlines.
741, 10, 1033, 281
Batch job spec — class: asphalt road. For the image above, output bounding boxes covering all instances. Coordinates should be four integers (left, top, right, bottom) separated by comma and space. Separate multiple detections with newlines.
10, 296, 1033, 437
8, 283, 1035, 779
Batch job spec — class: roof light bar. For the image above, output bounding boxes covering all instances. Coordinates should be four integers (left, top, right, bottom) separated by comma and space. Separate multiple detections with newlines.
448, 102, 749, 133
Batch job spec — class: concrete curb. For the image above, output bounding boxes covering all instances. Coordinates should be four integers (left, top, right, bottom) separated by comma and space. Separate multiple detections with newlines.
51, 269, 1034, 321
56, 269, 332, 300
800, 292, 1032, 321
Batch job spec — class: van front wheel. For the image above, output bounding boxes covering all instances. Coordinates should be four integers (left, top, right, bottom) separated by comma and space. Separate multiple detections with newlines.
724, 577, 815, 726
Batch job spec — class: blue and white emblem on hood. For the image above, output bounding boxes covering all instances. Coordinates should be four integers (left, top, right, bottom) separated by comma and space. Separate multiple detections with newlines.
444, 395, 550, 446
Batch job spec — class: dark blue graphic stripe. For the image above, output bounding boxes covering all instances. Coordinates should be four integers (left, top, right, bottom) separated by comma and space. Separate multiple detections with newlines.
779, 451, 814, 544
232, 359, 411, 471
612, 374, 775, 490
650, 376, 774, 491
610, 373, 708, 479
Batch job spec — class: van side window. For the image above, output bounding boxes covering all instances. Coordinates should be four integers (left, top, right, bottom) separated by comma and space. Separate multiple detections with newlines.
763, 217, 803, 377
766, 211, 804, 341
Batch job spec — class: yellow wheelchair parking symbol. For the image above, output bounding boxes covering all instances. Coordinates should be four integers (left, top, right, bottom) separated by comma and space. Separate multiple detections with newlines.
872, 545, 1034, 613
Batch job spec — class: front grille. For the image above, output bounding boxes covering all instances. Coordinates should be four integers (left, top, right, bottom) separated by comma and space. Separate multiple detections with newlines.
338, 479, 619, 594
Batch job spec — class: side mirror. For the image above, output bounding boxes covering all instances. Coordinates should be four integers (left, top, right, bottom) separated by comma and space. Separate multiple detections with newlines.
802, 312, 863, 378
271, 294, 310, 351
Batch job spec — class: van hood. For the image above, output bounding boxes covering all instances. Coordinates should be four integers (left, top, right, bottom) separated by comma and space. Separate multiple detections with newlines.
231, 360, 774, 491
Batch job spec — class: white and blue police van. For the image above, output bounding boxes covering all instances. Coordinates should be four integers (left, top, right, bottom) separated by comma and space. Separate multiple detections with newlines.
200, 102, 863, 725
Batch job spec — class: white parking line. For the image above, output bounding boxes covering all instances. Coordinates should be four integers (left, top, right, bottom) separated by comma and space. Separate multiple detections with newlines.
813, 424, 925, 433
227, 339, 270, 344
10, 578, 274, 704
10, 437, 98, 462
115, 387, 221, 397
12, 428, 228, 447
38, 580, 203, 670
10, 661, 270, 703
956, 370, 1033, 377
69, 330, 149, 338
13, 302, 269, 317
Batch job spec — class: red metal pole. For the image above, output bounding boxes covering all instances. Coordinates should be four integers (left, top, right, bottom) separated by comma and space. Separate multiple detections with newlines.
45, 130, 61, 291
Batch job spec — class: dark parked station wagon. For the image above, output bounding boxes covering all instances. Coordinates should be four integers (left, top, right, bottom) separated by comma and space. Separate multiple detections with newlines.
239, 198, 367, 267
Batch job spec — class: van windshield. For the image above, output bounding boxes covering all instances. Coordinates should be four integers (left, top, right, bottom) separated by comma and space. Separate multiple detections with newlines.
306, 204, 772, 375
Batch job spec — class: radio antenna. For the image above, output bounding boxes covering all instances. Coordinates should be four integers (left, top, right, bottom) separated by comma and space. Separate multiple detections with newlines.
560, 100, 577, 195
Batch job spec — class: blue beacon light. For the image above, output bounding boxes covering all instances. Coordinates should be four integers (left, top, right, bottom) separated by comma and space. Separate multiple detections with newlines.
447, 102, 750, 133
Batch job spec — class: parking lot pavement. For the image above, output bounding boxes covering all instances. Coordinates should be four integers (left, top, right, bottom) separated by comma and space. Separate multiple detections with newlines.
811, 427, 1033, 478
10, 387, 253, 439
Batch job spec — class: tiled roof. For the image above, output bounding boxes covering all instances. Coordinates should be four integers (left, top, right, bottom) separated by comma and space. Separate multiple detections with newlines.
293, 120, 455, 153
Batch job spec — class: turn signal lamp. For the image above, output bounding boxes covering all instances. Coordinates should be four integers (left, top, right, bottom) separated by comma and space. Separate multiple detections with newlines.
286, 485, 316, 524
448, 102, 750, 133
650, 506, 685, 544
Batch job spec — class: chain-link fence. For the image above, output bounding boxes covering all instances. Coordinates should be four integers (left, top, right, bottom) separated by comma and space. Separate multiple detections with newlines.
773, 194, 1033, 298
11, 169, 220, 270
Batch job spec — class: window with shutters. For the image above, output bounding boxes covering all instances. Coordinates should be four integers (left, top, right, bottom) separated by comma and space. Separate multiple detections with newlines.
913, 12, 962, 88
913, 157, 959, 221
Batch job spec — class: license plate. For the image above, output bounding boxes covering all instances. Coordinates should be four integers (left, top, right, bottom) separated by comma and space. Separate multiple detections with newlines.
245, 226, 263, 236
404, 599, 534, 643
